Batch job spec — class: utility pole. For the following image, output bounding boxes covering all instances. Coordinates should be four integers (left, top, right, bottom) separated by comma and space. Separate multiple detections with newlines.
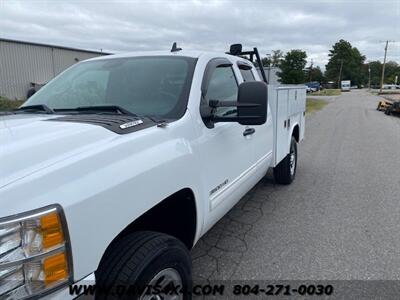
379, 40, 389, 93
368, 63, 371, 91
265, 53, 271, 83
338, 59, 344, 89
308, 59, 313, 82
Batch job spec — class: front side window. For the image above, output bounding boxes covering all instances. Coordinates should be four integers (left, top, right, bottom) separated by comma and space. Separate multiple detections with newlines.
24, 56, 196, 118
205, 66, 238, 117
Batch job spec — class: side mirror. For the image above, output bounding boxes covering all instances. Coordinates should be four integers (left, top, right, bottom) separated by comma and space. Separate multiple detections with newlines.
237, 81, 268, 125
202, 81, 268, 127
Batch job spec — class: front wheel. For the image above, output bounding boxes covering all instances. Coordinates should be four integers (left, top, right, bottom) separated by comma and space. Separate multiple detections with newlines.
273, 136, 297, 185
96, 231, 192, 300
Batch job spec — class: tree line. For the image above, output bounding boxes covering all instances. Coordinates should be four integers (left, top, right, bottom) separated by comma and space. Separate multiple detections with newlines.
260, 39, 400, 87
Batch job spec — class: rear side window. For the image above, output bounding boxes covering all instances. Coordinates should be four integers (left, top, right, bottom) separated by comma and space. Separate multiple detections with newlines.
239, 68, 255, 82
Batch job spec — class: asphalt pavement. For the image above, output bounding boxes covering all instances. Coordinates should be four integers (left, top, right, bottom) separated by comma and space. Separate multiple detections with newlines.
191, 90, 400, 283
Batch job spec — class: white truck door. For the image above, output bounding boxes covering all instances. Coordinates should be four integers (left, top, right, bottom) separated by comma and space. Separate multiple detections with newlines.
237, 64, 274, 177
195, 58, 255, 232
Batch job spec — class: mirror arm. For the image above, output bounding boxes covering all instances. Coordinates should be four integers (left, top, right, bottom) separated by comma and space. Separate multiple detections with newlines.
211, 115, 261, 123
209, 99, 261, 108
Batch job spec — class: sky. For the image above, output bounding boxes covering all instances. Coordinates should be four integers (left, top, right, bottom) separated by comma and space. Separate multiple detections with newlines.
1, 0, 399, 69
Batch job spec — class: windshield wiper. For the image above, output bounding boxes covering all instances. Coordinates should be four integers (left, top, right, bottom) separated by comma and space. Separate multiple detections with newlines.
54, 105, 137, 116
222, 109, 238, 116
16, 104, 54, 114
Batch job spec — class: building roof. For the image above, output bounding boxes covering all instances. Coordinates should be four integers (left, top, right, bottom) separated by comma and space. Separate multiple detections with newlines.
0, 38, 111, 55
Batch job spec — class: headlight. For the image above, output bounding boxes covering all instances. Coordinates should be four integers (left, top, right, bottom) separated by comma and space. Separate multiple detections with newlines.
0, 205, 72, 299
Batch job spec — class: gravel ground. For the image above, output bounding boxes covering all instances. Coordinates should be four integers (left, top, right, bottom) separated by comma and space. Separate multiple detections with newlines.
191, 90, 400, 285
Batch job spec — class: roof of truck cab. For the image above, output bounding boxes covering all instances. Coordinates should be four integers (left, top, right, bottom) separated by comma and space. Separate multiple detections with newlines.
86, 50, 250, 63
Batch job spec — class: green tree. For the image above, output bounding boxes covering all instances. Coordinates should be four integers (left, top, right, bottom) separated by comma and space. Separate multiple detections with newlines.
307, 65, 325, 83
325, 40, 366, 87
362, 61, 400, 87
261, 49, 284, 67
270, 50, 284, 67
366, 61, 382, 87
261, 57, 271, 67
277, 50, 307, 84
384, 61, 400, 84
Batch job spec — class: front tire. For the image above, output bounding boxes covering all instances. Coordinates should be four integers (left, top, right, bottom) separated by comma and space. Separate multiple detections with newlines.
273, 136, 297, 185
96, 231, 192, 300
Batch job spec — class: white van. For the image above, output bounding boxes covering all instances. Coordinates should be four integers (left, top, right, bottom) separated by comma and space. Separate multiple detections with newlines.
341, 80, 351, 92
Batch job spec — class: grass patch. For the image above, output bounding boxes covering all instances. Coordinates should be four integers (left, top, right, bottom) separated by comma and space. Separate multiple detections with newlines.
0, 97, 25, 111
377, 91, 400, 95
311, 89, 341, 96
306, 98, 327, 114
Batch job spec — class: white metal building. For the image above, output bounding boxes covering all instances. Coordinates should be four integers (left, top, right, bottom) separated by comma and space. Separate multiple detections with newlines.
0, 38, 108, 100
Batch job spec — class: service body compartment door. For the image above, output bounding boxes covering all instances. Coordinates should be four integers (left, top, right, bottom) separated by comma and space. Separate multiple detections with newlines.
275, 89, 290, 165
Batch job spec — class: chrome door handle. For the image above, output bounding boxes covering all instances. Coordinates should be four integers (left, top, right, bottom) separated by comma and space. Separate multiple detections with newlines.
243, 128, 255, 136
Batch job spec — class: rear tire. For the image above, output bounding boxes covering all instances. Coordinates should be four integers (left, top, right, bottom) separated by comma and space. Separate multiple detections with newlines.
273, 136, 297, 185
96, 231, 192, 300
385, 108, 391, 115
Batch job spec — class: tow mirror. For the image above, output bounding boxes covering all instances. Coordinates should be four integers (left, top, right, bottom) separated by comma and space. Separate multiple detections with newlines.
237, 81, 267, 125
208, 81, 268, 126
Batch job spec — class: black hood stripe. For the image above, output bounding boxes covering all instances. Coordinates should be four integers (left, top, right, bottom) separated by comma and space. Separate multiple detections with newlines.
45, 114, 157, 134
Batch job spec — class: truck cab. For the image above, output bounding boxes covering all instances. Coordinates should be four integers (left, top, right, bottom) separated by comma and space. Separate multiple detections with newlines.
0, 44, 305, 300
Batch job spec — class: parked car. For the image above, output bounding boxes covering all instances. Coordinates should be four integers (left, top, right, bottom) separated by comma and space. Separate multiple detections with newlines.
0, 44, 306, 299
382, 84, 397, 90
304, 81, 321, 92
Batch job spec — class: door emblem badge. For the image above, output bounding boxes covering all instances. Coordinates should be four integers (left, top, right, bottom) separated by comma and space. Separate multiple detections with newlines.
210, 179, 229, 196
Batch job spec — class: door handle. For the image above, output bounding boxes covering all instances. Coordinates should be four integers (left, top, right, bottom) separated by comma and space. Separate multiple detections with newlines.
243, 128, 255, 136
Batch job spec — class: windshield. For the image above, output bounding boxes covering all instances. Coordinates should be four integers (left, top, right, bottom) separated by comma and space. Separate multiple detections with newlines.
24, 56, 196, 118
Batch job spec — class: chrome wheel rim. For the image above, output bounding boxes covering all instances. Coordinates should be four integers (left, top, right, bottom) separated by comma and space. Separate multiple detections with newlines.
140, 268, 183, 300
289, 147, 296, 176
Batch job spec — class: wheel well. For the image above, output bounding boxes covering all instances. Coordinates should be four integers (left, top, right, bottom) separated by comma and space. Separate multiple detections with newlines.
103, 188, 197, 257
292, 125, 299, 142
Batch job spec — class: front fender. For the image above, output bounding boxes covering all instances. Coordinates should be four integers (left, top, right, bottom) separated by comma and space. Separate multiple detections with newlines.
0, 114, 204, 281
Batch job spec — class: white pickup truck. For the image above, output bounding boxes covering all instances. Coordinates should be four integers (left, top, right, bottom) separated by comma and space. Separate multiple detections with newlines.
0, 44, 305, 300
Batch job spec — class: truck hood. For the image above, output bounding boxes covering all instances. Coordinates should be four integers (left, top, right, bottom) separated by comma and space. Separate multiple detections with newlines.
0, 114, 117, 188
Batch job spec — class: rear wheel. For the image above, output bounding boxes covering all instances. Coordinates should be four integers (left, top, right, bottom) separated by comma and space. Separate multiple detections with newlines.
96, 231, 192, 300
273, 136, 297, 185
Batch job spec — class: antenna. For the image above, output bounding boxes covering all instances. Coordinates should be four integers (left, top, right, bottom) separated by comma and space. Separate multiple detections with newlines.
171, 42, 182, 52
